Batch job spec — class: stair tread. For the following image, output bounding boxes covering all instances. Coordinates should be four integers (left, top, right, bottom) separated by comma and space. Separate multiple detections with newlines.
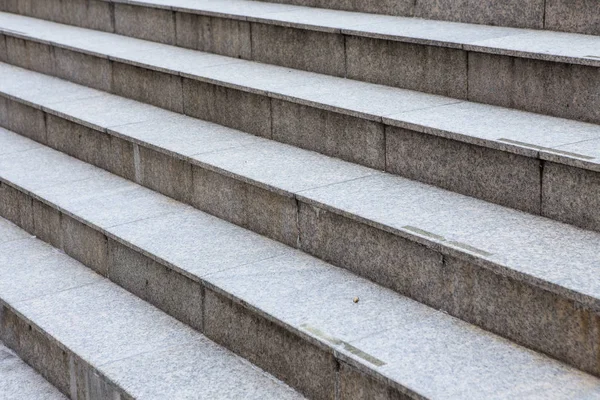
0, 218, 304, 400
1, 15, 599, 173
0, 340, 66, 400
3, 64, 600, 311
1, 126, 600, 399
111, 0, 600, 66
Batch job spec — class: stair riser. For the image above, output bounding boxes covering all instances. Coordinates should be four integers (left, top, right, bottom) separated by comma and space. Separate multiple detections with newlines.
2, 13, 599, 124
3, 0, 598, 38
2, 97, 599, 378
2, 40, 599, 232
0, 0, 114, 32
258, 0, 600, 36
0, 179, 412, 400
0, 305, 135, 399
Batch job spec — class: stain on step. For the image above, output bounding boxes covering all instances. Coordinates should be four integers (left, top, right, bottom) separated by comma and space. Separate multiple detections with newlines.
300, 324, 386, 367
402, 226, 493, 257
497, 138, 595, 160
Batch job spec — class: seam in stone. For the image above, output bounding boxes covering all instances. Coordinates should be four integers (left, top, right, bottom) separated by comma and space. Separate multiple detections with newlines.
334, 358, 341, 400
104, 209, 182, 230
295, 173, 377, 195
109, 2, 116, 33
342, 34, 348, 79
539, 158, 545, 216
542, 0, 547, 29
268, 96, 274, 139
12, 280, 102, 308
249, 21, 254, 61
171, 9, 177, 43
42, 109, 49, 144
294, 196, 301, 249
383, 125, 388, 172
465, 51, 470, 99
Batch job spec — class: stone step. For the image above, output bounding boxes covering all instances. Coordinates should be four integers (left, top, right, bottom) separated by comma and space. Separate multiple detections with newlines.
1, 0, 598, 44
0, 11, 598, 124
2, 48, 600, 231
0, 340, 66, 400
1, 129, 600, 400
2, 74, 600, 381
0, 218, 304, 400
237, 0, 600, 34
0, 24, 599, 228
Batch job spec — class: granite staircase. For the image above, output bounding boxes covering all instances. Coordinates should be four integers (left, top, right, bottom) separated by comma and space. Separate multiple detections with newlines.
0, 0, 599, 399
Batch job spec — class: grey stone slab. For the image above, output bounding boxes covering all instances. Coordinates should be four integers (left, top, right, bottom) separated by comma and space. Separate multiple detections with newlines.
271, 98, 386, 169
175, 12, 252, 59
0, 97, 46, 144
468, 52, 600, 124
385, 101, 600, 154
298, 173, 514, 245
115, 2, 177, 45
122, 45, 243, 77
204, 250, 440, 344
13, 280, 199, 366
182, 77, 271, 138
257, 6, 392, 31
552, 138, 600, 167
298, 200, 445, 305
2, 0, 113, 32
0, 146, 104, 191
191, 139, 375, 194
193, 60, 328, 94
31, 198, 61, 248
0, 308, 71, 395
111, 114, 264, 157
442, 254, 600, 378
414, 0, 544, 29
339, 362, 410, 400
0, 341, 66, 400
0, 126, 42, 155
46, 114, 136, 181
450, 207, 600, 308
0, 180, 34, 233
0, 217, 29, 244
545, 0, 600, 36
107, 209, 289, 278
61, 215, 108, 276
36, 175, 182, 229
204, 288, 337, 400
250, 21, 345, 76
542, 161, 600, 233
48, 94, 176, 131
348, 312, 600, 400
166, 0, 302, 20
0, 63, 104, 106
52, 0, 114, 32
386, 126, 542, 214
191, 166, 299, 247
346, 36, 468, 98
5, 35, 54, 75
467, 29, 600, 65
0, 237, 101, 304
343, 15, 522, 47
137, 145, 192, 202
277, 80, 461, 121
52, 46, 112, 92
112, 61, 184, 113
100, 340, 304, 400
108, 239, 204, 331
